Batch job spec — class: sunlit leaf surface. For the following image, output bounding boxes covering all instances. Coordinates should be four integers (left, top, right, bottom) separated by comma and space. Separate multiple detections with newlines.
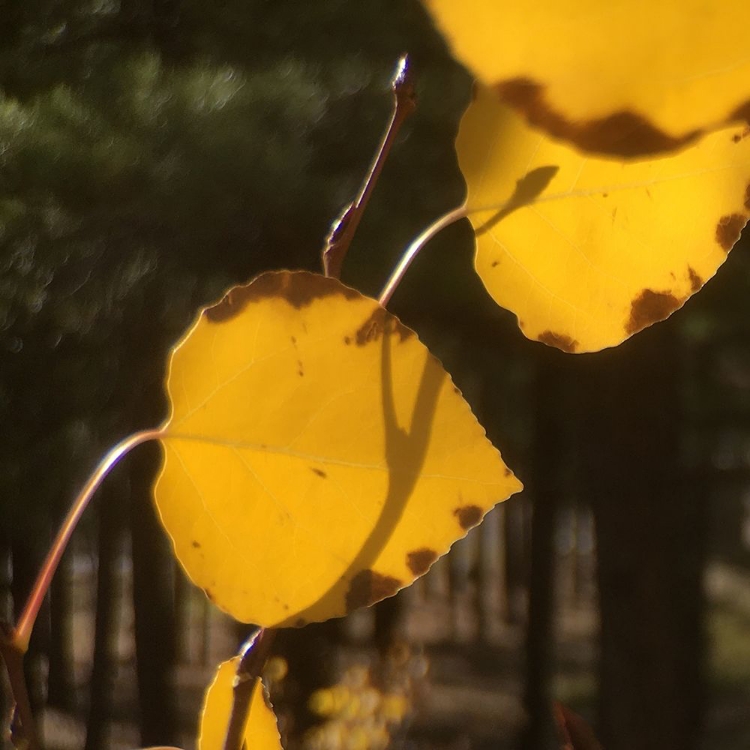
198, 657, 281, 750
458, 85, 750, 353
155, 271, 521, 626
425, 0, 750, 156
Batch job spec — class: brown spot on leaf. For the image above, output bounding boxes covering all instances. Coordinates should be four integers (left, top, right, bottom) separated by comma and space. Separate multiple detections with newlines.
191, 540, 201, 549
495, 78, 697, 157
504, 467, 512, 477
294, 617, 307, 628
732, 126, 750, 144
744, 184, 750, 212
345, 569, 402, 612
353, 308, 414, 346
406, 548, 438, 576
716, 213, 747, 252
310, 467, 327, 478
297, 360, 304, 377
344, 336, 352, 345
291, 336, 297, 345
687, 267, 703, 293
537, 331, 578, 353
205, 271, 360, 322
453, 505, 483, 530
626, 290, 682, 335
491, 260, 500, 268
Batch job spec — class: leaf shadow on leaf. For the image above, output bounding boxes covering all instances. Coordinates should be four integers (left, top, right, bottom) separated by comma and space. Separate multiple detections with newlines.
474, 165, 559, 236
293, 318, 446, 624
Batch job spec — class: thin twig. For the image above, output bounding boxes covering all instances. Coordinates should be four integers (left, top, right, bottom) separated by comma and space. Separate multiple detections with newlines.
13, 428, 164, 651
0, 427, 163, 748
378, 204, 467, 307
222, 628, 278, 750
322, 54, 417, 279
0, 629, 38, 750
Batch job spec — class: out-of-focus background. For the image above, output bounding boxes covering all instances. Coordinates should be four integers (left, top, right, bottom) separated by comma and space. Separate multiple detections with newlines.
1, 2, 749, 749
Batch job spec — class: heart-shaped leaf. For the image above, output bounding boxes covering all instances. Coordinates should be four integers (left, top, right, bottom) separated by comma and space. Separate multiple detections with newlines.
154, 271, 521, 626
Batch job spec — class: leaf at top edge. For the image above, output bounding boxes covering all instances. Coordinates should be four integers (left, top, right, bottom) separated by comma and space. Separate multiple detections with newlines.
423, 0, 750, 157
458, 83, 750, 353
154, 270, 521, 627
198, 657, 281, 750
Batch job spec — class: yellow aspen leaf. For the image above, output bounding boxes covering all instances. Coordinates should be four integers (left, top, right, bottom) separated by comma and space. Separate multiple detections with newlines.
154, 271, 521, 627
198, 657, 281, 750
424, 0, 750, 156
459, 84, 750, 353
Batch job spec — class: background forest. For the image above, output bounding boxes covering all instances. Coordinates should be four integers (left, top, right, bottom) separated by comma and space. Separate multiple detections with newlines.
1, 1, 750, 749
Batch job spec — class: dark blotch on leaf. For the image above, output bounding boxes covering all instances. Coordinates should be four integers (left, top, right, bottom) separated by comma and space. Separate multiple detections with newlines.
191, 540, 201, 549
744, 184, 750, 212
716, 213, 747, 252
310, 467, 327, 478
353, 308, 414, 346
626, 289, 682, 335
687, 267, 703, 293
496, 78, 696, 157
294, 617, 307, 628
406, 548, 439, 576
345, 569, 402, 613
537, 330, 578, 353
453, 505, 483, 530
205, 271, 360, 322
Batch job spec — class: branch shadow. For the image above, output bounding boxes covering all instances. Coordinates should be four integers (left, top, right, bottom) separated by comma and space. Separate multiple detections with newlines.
291, 311, 445, 626
474, 165, 559, 237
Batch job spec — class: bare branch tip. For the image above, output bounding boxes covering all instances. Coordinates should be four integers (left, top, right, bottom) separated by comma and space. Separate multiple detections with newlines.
392, 54, 416, 111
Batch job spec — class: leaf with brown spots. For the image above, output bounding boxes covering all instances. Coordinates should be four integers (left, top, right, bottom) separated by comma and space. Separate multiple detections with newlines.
457, 84, 750, 352
198, 657, 281, 750
155, 270, 521, 627
424, 0, 750, 157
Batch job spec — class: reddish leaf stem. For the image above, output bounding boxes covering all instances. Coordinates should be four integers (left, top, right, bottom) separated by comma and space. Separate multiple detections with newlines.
0, 630, 38, 750
378, 204, 467, 307
322, 54, 417, 279
222, 628, 278, 750
12, 428, 164, 651
1, 427, 163, 748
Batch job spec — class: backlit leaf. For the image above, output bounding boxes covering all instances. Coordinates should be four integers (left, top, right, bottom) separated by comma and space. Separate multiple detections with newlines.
425, 0, 750, 156
459, 84, 750, 352
198, 657, 281, 750
154, 271, 521, 627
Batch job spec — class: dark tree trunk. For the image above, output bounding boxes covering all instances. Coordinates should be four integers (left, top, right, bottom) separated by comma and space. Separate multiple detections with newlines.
130, 442, 179, 746
85, 477, 126, 750
520, 348, 569, 750
579, 323, 706, 750
271, 620, 345, 749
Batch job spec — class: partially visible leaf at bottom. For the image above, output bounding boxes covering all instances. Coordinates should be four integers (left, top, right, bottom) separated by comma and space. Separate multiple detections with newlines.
154, 271, 521, 627
199, 657, 281, 750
